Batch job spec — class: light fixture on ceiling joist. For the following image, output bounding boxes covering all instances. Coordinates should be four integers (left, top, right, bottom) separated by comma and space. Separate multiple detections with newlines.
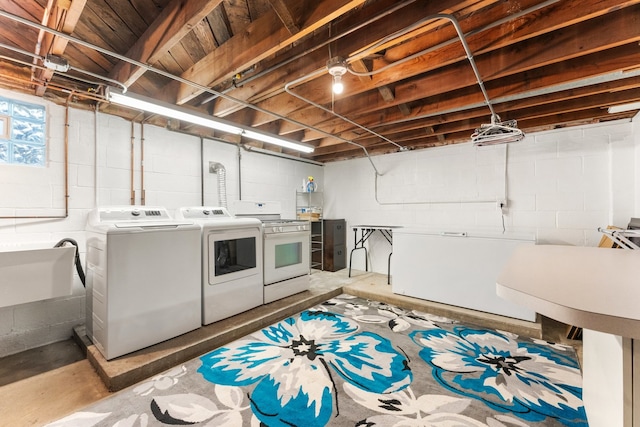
107, 89, 315, 153
608, 101, 640, 114
471, 114, 525, 146
43, 54, 70, 72
327, 57, 347, 95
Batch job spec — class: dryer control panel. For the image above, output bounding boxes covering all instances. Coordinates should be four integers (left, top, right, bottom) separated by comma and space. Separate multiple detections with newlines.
96, 206, 172, 221
177, 206, 233, 219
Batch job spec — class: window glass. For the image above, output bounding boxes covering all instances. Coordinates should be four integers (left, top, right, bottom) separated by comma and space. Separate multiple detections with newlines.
0, 96, 46, 166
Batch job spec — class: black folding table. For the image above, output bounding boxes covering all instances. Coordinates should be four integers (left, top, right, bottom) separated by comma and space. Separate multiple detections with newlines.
348, 225, 400, 284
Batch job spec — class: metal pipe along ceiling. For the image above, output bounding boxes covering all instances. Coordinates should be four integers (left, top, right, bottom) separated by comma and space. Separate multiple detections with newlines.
284, 3, 564, 160
0, 9, 386, 166
199, 0, 420, 106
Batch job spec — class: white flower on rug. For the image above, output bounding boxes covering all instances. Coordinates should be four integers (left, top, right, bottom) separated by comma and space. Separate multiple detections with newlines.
343, 382, 489, 426
111, 413, 148, 426
151, 387, 250, 426
44, 411, 111, 427
486, 414, 533, 426
531, 338, 575, 352
410, 327, 587, 426
359, 301, 457, 333
132, 365, 187, 396
197, 309, 413, 427
319, 296, 369, 316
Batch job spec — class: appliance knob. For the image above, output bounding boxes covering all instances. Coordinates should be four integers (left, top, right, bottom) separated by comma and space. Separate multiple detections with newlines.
203, 210, 210, 215
272, 227, 278, 233
131, 210, 140, 216
278, 227, 284, 232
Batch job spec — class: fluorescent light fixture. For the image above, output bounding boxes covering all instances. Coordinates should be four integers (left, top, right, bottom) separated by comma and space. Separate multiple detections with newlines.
109, 89, 243, 135
243, 129, 315, 153
108, 89, 314, 153
608, 101, 640, 114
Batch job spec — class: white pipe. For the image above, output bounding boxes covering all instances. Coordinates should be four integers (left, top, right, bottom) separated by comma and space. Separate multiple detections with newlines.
284, 73, 406, 151
199, 0, 419, 105
0, 10, 356, 158
94, 107, 99, 206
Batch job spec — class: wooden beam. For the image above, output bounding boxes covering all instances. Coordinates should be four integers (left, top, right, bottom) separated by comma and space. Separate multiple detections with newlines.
108, 0, 225, 88
164, 0, 369, 105
277, 5, 640, 139
230, 0, 640, 135
298, 44, 640, 144
34, 0, 87, 96
209, 0, 468, 117
268, 0, 300, 34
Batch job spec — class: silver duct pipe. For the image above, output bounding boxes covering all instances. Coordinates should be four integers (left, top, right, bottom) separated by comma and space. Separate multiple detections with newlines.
209, 161, 227, 208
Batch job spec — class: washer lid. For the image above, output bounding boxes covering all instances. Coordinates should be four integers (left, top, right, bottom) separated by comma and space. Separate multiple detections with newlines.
113, 221, 195, 229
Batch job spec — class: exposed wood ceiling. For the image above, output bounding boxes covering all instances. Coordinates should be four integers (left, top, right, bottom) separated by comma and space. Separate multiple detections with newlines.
0, 0, 639, 163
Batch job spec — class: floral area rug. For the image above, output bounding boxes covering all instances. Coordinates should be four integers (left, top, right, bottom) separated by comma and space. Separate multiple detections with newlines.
47, 294, 588, 427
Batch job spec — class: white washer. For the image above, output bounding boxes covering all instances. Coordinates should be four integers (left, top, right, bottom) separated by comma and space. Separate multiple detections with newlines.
85, 206, 201, 360
176, 207, 263, 325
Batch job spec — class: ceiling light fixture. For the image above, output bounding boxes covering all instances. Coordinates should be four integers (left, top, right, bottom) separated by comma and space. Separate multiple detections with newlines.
327, 57, 347, 95
608, 101, 640, 114
243, 129, 314, 153
43, 53, 70, 72
107, 89, 314, 153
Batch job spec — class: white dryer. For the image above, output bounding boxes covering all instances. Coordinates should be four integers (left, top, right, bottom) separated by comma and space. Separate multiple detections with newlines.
85, 206, 201, 360
176, 207, 263, 325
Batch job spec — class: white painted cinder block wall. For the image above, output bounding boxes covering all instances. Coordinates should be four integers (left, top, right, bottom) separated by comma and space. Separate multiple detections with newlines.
0, 89, 322, 357
1, 84, 638, 358
323, 119, 638, 274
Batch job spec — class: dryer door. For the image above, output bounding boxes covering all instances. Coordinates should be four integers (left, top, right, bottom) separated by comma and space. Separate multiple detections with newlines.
207, 228, 262, 286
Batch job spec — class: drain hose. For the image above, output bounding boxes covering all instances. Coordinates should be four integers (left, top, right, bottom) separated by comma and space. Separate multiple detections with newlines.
54, 238, 86, 287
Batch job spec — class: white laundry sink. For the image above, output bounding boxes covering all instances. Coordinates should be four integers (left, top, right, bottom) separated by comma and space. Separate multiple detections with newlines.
0, 243, 76, 308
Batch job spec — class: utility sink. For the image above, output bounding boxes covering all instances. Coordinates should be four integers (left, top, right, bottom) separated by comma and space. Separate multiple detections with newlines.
0, 243, 76, 308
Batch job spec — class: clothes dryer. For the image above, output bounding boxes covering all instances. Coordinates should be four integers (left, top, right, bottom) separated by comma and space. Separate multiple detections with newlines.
176, 207, 263, 325
85, 206, 201, 360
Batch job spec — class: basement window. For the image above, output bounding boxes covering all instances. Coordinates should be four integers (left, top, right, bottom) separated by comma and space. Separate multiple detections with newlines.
0, 97, 46, 167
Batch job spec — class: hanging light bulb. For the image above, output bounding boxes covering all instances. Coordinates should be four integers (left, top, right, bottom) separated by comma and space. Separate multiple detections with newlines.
327, 57, 347, 95
332, 74, 344, 94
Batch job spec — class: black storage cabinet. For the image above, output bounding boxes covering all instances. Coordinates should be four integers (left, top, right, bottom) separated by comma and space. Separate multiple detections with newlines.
317, 219, 346, 272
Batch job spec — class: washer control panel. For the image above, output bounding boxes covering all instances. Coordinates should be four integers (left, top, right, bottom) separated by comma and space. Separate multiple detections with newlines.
98, 206, 171, 221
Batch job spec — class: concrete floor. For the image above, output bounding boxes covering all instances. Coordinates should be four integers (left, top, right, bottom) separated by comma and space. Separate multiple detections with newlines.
0, 269, 582, 426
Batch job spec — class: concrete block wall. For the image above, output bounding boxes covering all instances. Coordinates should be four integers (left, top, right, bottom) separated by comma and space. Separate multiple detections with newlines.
1, 83, 637, 356
324, 119, 638, 274
0, 89, 323, 357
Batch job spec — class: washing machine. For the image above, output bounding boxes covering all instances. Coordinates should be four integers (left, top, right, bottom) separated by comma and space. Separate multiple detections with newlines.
176, 207, 263, 325
85, 206, 201, 360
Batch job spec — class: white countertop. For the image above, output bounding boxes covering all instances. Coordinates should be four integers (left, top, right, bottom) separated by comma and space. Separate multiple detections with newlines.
497, 245, 640, 339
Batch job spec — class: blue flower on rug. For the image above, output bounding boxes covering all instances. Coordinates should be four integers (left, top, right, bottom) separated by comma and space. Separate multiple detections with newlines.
198, 310, 413, 427
410, 327, 587, 426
